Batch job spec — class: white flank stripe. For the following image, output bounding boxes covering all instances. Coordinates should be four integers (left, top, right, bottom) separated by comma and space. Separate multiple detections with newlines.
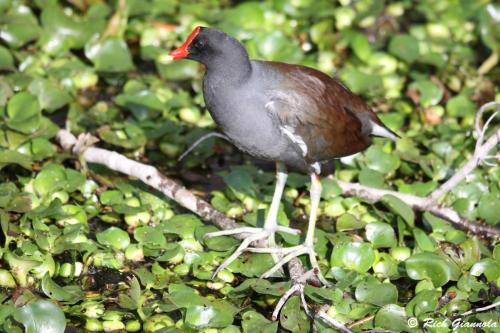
281, 126, 308, 157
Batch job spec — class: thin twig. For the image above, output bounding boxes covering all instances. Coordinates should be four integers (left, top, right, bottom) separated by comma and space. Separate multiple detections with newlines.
459, 300, 500, 318
347, 315, 375, 329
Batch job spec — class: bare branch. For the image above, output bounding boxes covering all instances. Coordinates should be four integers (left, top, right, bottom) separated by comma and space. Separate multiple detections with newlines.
336, 179, 500, 239
58, 130, 241, 235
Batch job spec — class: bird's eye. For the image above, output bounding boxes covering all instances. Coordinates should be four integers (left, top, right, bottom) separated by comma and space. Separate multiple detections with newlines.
193, 40, 205, 49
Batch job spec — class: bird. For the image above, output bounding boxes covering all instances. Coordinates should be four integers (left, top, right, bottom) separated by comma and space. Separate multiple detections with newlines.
168, 26, 399, 285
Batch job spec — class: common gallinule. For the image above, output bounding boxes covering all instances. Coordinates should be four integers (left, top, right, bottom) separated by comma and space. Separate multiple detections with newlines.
169, 27, 399, 285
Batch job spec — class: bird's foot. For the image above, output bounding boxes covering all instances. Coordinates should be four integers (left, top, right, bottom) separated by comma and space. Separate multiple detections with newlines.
271, 268, 320, 320
248, 243, 330, 287
205, 225, 301, 279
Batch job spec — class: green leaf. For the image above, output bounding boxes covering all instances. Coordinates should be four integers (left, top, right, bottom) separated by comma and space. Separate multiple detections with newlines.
365, 222, 397, 248
477, 193, 499, 225
6, 92, 41, 134
351, 32, 372, 62
355, 280, 398, 306
406, 290, 441, 317
405, 252, 453, 287
41, 274, 84, 304
359, 168, 386, 189
0, 150, 32, 170
0, 46, 14, 69
85, 36, 134, 72
381, 194, 415, 227
388, 34, 420, 63
408, 80, 443, 107
13, 300, 66, 333
374, 304, 409, 332
365, 145, 400, 174
412, 228, 436, 252
279, 296, 309, 332
470, 259, 500, 282
161, 214, 204, 239
96, 227, 130, 250
242, 311, 277, 333
446, 94, 476, 117
28, 78, 71, 113
134, 226, 167, 249
0, 5, 40, 49
336, 213, 365, 231
331, 242, 375, 273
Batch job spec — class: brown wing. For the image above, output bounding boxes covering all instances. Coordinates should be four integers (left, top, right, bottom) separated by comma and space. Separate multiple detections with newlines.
264, 62, 377, 162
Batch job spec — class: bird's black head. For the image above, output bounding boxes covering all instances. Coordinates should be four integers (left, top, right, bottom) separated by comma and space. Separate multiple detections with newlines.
169, 27, 248, 67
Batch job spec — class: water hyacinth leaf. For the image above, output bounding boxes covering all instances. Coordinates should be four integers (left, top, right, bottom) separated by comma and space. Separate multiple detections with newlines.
0, 150, 32, 170
223, 2, 265, 30
365, 145, 400, 174
412, 228, 436, 252
85, 36, 134, 72
388, 34, 419, 63
19, 137, 55, 161
0, 46, 14, 69
115, 89, 164, 120
97, 227, 130, 250
321, 178, 342, 199
28, 78, 71, 113
134, 226, 167, 249
6, 92, 41, 134
405, 252, 453, 287
367, 52, 398, 75
185, 305, 216, 329
230, 253, 276, 277
251, 280, 291, 297
0, 4, 41, 48
359, 168, 386, 189
336, 213, 365, 231
34, 164, 67, 196
331, 242, 375, 273
351, 32, 372, 62
408, 80, 443, 107
39, 3, 104, 54
279, 296, 309, 332
374, 304, 409, 332
355, 280, 398, 306
477, 193, 499, 225
241, 311, 277, 333
446, 94, 476, 117
406, 290, 441, 317
167, 283, 206, 308
13, 300, 66, 333
470, 259, 500, 281
157, 60, 200, 81
97, 123, 146, 149
340, 68, 383, 94
381, 194, 415, 227
365, 222, 397, 248
222, 168, 258, 200
41, 274, 84, 304
161, 214, 204, 239
0, 183, 18, 208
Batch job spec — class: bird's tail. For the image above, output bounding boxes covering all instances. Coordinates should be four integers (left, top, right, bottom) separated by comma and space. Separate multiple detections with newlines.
370, 121, 400, 142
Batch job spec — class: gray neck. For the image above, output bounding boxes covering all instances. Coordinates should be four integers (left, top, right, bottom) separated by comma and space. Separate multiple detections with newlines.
202, 39, 252, 84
